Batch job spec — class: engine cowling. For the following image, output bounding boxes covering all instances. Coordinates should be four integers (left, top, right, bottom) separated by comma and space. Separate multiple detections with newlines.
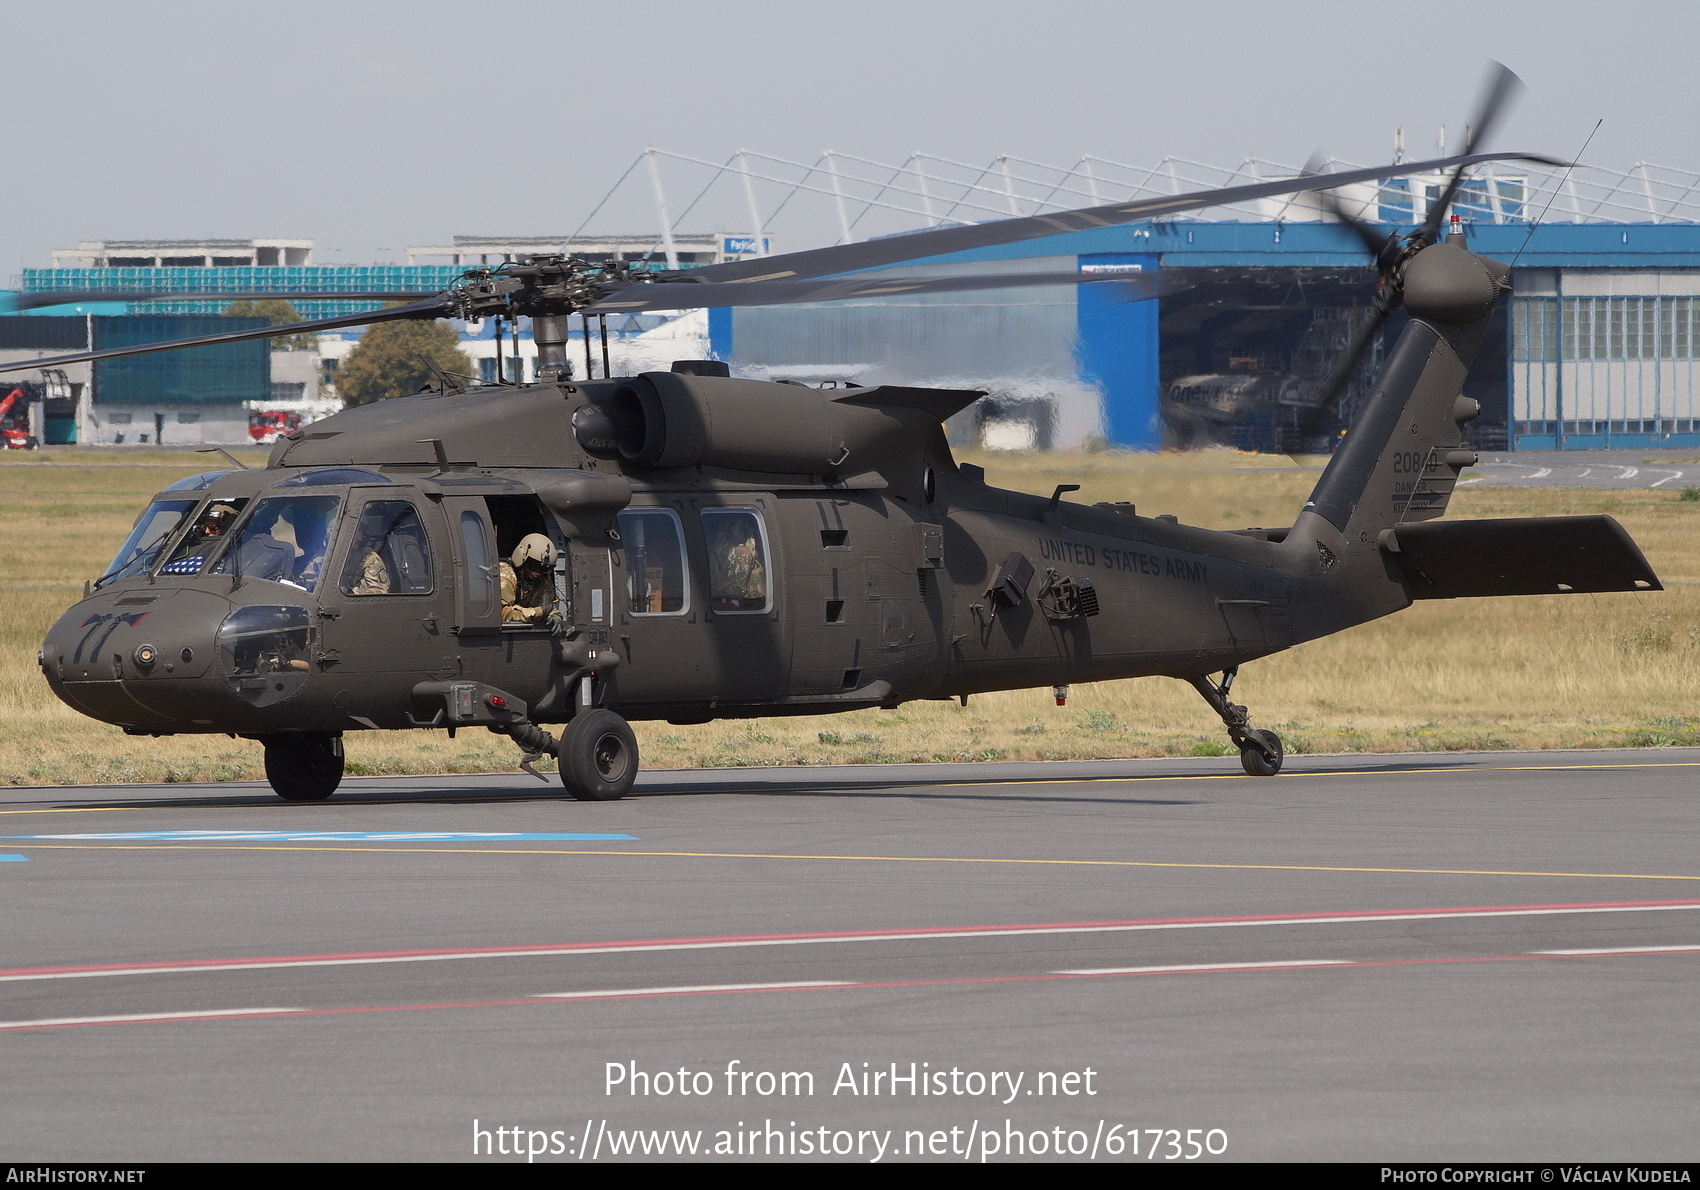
573, 372, 970, 476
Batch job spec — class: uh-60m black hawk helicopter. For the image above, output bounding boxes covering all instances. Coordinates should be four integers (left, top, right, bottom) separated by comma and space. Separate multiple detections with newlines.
12, 67, 1663, 802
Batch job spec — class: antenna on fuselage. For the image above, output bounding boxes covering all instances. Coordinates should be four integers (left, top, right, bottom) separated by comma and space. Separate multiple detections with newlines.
197, 447, 249, 470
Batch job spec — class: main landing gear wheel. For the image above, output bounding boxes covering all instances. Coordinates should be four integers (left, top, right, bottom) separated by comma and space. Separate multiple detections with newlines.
263, 733, 345, 801
1187, 669, 1285, 778
558, 709, 638, 801
1240, 730, 1284, 777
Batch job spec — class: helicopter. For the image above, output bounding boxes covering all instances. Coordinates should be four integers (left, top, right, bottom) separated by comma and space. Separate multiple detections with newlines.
9, 67, 1664, 802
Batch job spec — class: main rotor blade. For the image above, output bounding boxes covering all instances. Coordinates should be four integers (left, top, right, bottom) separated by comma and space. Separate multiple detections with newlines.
0, 297, 452, 376
6, 289, 439, 312
667, 151, 1563, 286
1417, 62, 1525, 245
582, 269, 1183, 313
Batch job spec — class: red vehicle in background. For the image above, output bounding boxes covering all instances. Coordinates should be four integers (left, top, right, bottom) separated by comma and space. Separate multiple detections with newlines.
247, 408, 303, 445
0, 387, 40, 450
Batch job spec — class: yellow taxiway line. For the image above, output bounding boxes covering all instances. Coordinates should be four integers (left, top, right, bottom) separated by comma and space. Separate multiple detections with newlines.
6, 842, 1700, 883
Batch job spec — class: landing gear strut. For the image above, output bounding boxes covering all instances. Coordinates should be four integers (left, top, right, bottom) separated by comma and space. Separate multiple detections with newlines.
262, 733, 345, 801
1187, 668, 1284, 776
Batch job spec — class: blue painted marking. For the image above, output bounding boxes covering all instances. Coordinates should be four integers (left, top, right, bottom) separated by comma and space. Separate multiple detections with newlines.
0, 854, 28, 862
2, 832, 637, 843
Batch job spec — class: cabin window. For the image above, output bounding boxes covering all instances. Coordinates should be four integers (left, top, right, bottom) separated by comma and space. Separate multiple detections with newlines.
210, 495, 341, 592
340, 501, 433, 596
458, 510, 497, 618
617, 509, 688, 615
701, 508, 770, 613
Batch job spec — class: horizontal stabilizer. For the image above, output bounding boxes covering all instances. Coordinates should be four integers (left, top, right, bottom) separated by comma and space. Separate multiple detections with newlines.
1383, 516, 1661, 599
834, 385, 985, 422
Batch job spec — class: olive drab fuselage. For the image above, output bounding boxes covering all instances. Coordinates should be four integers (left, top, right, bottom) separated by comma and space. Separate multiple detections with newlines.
39, 376, 1347, 740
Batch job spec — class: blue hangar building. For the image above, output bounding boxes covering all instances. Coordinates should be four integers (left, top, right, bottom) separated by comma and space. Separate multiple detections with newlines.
710, 219, 1700, 454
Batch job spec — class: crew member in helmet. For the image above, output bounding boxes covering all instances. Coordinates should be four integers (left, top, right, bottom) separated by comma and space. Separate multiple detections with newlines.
500, 533, 557, 625
160, 503, 238, 574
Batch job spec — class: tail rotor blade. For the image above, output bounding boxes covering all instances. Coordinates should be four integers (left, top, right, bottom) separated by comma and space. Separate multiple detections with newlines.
1417, 61, 1525, 244
1314, 186, 1398, 262
1464, 60, 1524, 157
1298, 292, 1399, 439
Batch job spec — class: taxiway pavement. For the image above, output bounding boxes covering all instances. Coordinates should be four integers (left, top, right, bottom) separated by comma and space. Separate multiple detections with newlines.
1464, 449, 1700, 490
2, 749, 1697, 1162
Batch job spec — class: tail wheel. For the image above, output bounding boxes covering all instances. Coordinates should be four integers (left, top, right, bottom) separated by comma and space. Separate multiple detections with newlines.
559, 709, 638, 801
263, 733, 345, 801
1240, 730, 1284, 777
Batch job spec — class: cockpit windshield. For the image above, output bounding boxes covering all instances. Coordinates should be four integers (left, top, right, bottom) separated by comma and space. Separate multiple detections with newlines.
210, 495, 341, 592
159, 498, 250, 576
97, 500, 197, 586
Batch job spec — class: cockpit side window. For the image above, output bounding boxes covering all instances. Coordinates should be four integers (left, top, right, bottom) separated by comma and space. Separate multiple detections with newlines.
210, 495, 341, 592
339, 501, 433, 596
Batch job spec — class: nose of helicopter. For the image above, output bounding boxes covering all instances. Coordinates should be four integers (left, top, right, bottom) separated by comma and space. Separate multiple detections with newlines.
40, 587, 236, 731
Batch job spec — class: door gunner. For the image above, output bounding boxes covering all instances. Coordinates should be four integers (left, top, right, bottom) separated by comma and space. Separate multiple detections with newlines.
500, 533, 556, 625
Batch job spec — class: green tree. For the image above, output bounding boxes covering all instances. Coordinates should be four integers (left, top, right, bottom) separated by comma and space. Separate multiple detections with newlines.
333, 318, 473, 407
223, 298, 319, 352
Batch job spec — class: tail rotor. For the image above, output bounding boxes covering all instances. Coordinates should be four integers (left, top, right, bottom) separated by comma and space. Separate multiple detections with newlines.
1296, 62, 1525, 443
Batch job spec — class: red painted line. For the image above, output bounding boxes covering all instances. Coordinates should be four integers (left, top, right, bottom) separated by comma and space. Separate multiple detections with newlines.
4, 897, 1698, 980
3, 896, 1696, 980
7, 946, 1699, 1033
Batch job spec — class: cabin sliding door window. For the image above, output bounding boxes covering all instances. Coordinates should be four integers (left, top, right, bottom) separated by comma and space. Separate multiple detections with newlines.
458, 509, 497, 620
701, 508, 771, 613
616, 509, 689, 615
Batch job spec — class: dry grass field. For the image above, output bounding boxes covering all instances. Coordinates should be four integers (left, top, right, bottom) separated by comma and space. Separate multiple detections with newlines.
4, 445, 1698, 786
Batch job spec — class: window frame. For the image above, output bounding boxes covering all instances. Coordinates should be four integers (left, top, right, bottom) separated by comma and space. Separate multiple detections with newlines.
338, 498, 435, 597
208, 493, 343, 593
98, 498, 198, 586
699, 506, 773, 616
617, 506, 691, 618
457, 507, 498, 622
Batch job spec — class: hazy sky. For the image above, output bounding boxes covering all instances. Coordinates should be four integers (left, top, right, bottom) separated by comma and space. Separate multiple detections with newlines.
6, 0, 1695, 276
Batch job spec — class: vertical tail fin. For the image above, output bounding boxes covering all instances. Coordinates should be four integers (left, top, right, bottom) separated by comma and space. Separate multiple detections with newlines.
1296, 239, 1508, 544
